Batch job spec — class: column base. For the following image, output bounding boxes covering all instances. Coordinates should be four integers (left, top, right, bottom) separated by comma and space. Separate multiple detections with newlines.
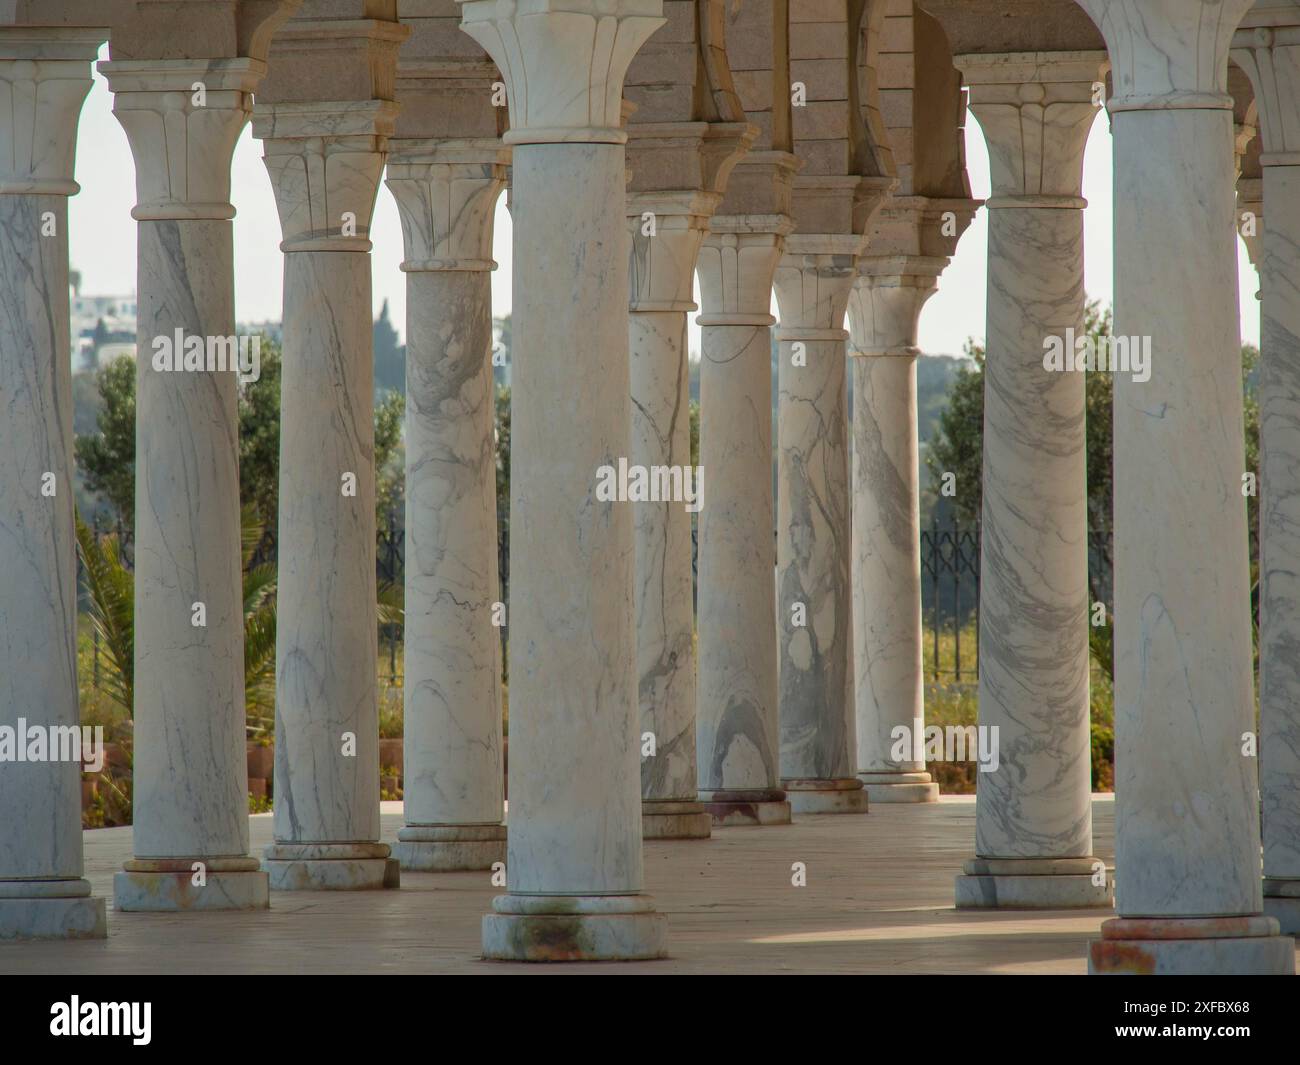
263, 843, 400, 891
858, 770, 939, 803
955, 857, 1114, 909
782, 777, 869, 814
482, 893, 668, 962
395, 824, 506, 871
1089, 916, 1295, 975
700, 789, 792, 827
0, 879, 106, 939
115, 858, 269, 911
1263, 878, 1300, 933
642, 800, 712, 840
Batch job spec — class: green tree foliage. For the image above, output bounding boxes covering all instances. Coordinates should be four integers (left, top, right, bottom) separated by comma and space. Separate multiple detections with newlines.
74, 355, 136, 534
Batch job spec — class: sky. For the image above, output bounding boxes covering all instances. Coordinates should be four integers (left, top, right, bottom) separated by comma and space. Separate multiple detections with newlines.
68, 45, 1261, 358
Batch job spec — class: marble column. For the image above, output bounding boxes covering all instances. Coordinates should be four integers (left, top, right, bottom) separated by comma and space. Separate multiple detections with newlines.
102, 58, 268, 912
773, 234, 867, 814
0, 28, 106, 940
385, 141, 508, 870
952, 52, 1111, 909
1080, 0, 1293, 973
628, 191, 715, 840
253, 99, 401, 891
1233, 13, 1300, 936
696, 195, 795, 828
846, 255, 944, 804
458, 0, 668, 961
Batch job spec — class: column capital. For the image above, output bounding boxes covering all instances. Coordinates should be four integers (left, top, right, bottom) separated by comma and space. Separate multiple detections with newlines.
99, 58, 266, 219
386, 138, 509, 270
846, 268, 941, 359
1233, 13, 1300, 163
0, 27, 104, 196
627, 189, 717, 311
955, 51, 1107, 205
867, 194, 981, 261
252, 99, 397, 251
773, 233, 864, 340
457, 0, 665, 145
1078, 0, 1254, 112
697, 224, 789, 324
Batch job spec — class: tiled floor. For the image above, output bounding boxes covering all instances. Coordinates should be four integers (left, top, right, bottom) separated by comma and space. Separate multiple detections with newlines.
0, 795, 1164, 974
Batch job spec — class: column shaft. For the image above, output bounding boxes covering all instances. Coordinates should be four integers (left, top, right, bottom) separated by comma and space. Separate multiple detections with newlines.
103, 58, 269, 912
0, 31, 107, 937
398, 263, 506, 868
1081, 0, 1293, 973
630, 307, 709, 837
696, 229, 792, 827
266, 248, 394, 888
952, 52, 1110, 910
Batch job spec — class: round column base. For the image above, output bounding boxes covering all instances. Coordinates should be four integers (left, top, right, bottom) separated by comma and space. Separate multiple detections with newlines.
1089, 916, 1295, 975
115, 858, 269, 911
0, 879, 106, 939
783, 777, 869, 814
642, 800, 712, 840
858, 771, 939, 803
395, 824, 506, 871
482, 894, 669, 962
700, 789, 792, 827
955, 857, 1114, 909
263, 843, 400, 891
1263, 879, 1300, 933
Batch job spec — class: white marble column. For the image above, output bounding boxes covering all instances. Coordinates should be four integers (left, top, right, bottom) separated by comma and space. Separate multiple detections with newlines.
628, 191, 715, 840
458, 0, 668, 961
385, 141, 508, 870
1080, 0, 1293, 973
102, 58, 268, 911
1233, 11, 1300, 936
254, 99, 401, 891
773, 234, 867, 813
696, 196, 795, 828
952, 52, 1111, 909
0, 28, 106, 940
847, 255, 943, 805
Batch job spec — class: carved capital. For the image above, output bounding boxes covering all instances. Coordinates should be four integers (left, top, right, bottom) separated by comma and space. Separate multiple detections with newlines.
1078, 0, 1254, 111
847, 265, 943, 359
0, 28, 104, 196
1233, 16, 1300, 162
627, 190, 717, 311
253, 99, 398, 251
457, 0, 665, 144
773, 232, 864, 339
697, 224, 788, 323
99, 59, 266, 219
956, 51, 1107, 204
385, 138, 510, 269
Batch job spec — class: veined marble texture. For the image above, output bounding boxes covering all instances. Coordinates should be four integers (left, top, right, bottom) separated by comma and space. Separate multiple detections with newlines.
630, 309, 699, 805
503, 142, 644, 895
1260, 145, 1300, 886
975, 205, 1092, 861
402, 267, 504, 828
776, 333, 855, 782
1110, 106, 1262, 917
273, 250, 381, 848
695, 318, 782, 797
131, 218, 251, 860
850, 352, 926, 777
0, 194, 84, 882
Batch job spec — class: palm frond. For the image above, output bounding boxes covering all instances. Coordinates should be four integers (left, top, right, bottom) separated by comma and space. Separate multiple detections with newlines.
75, 508, 134, 715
